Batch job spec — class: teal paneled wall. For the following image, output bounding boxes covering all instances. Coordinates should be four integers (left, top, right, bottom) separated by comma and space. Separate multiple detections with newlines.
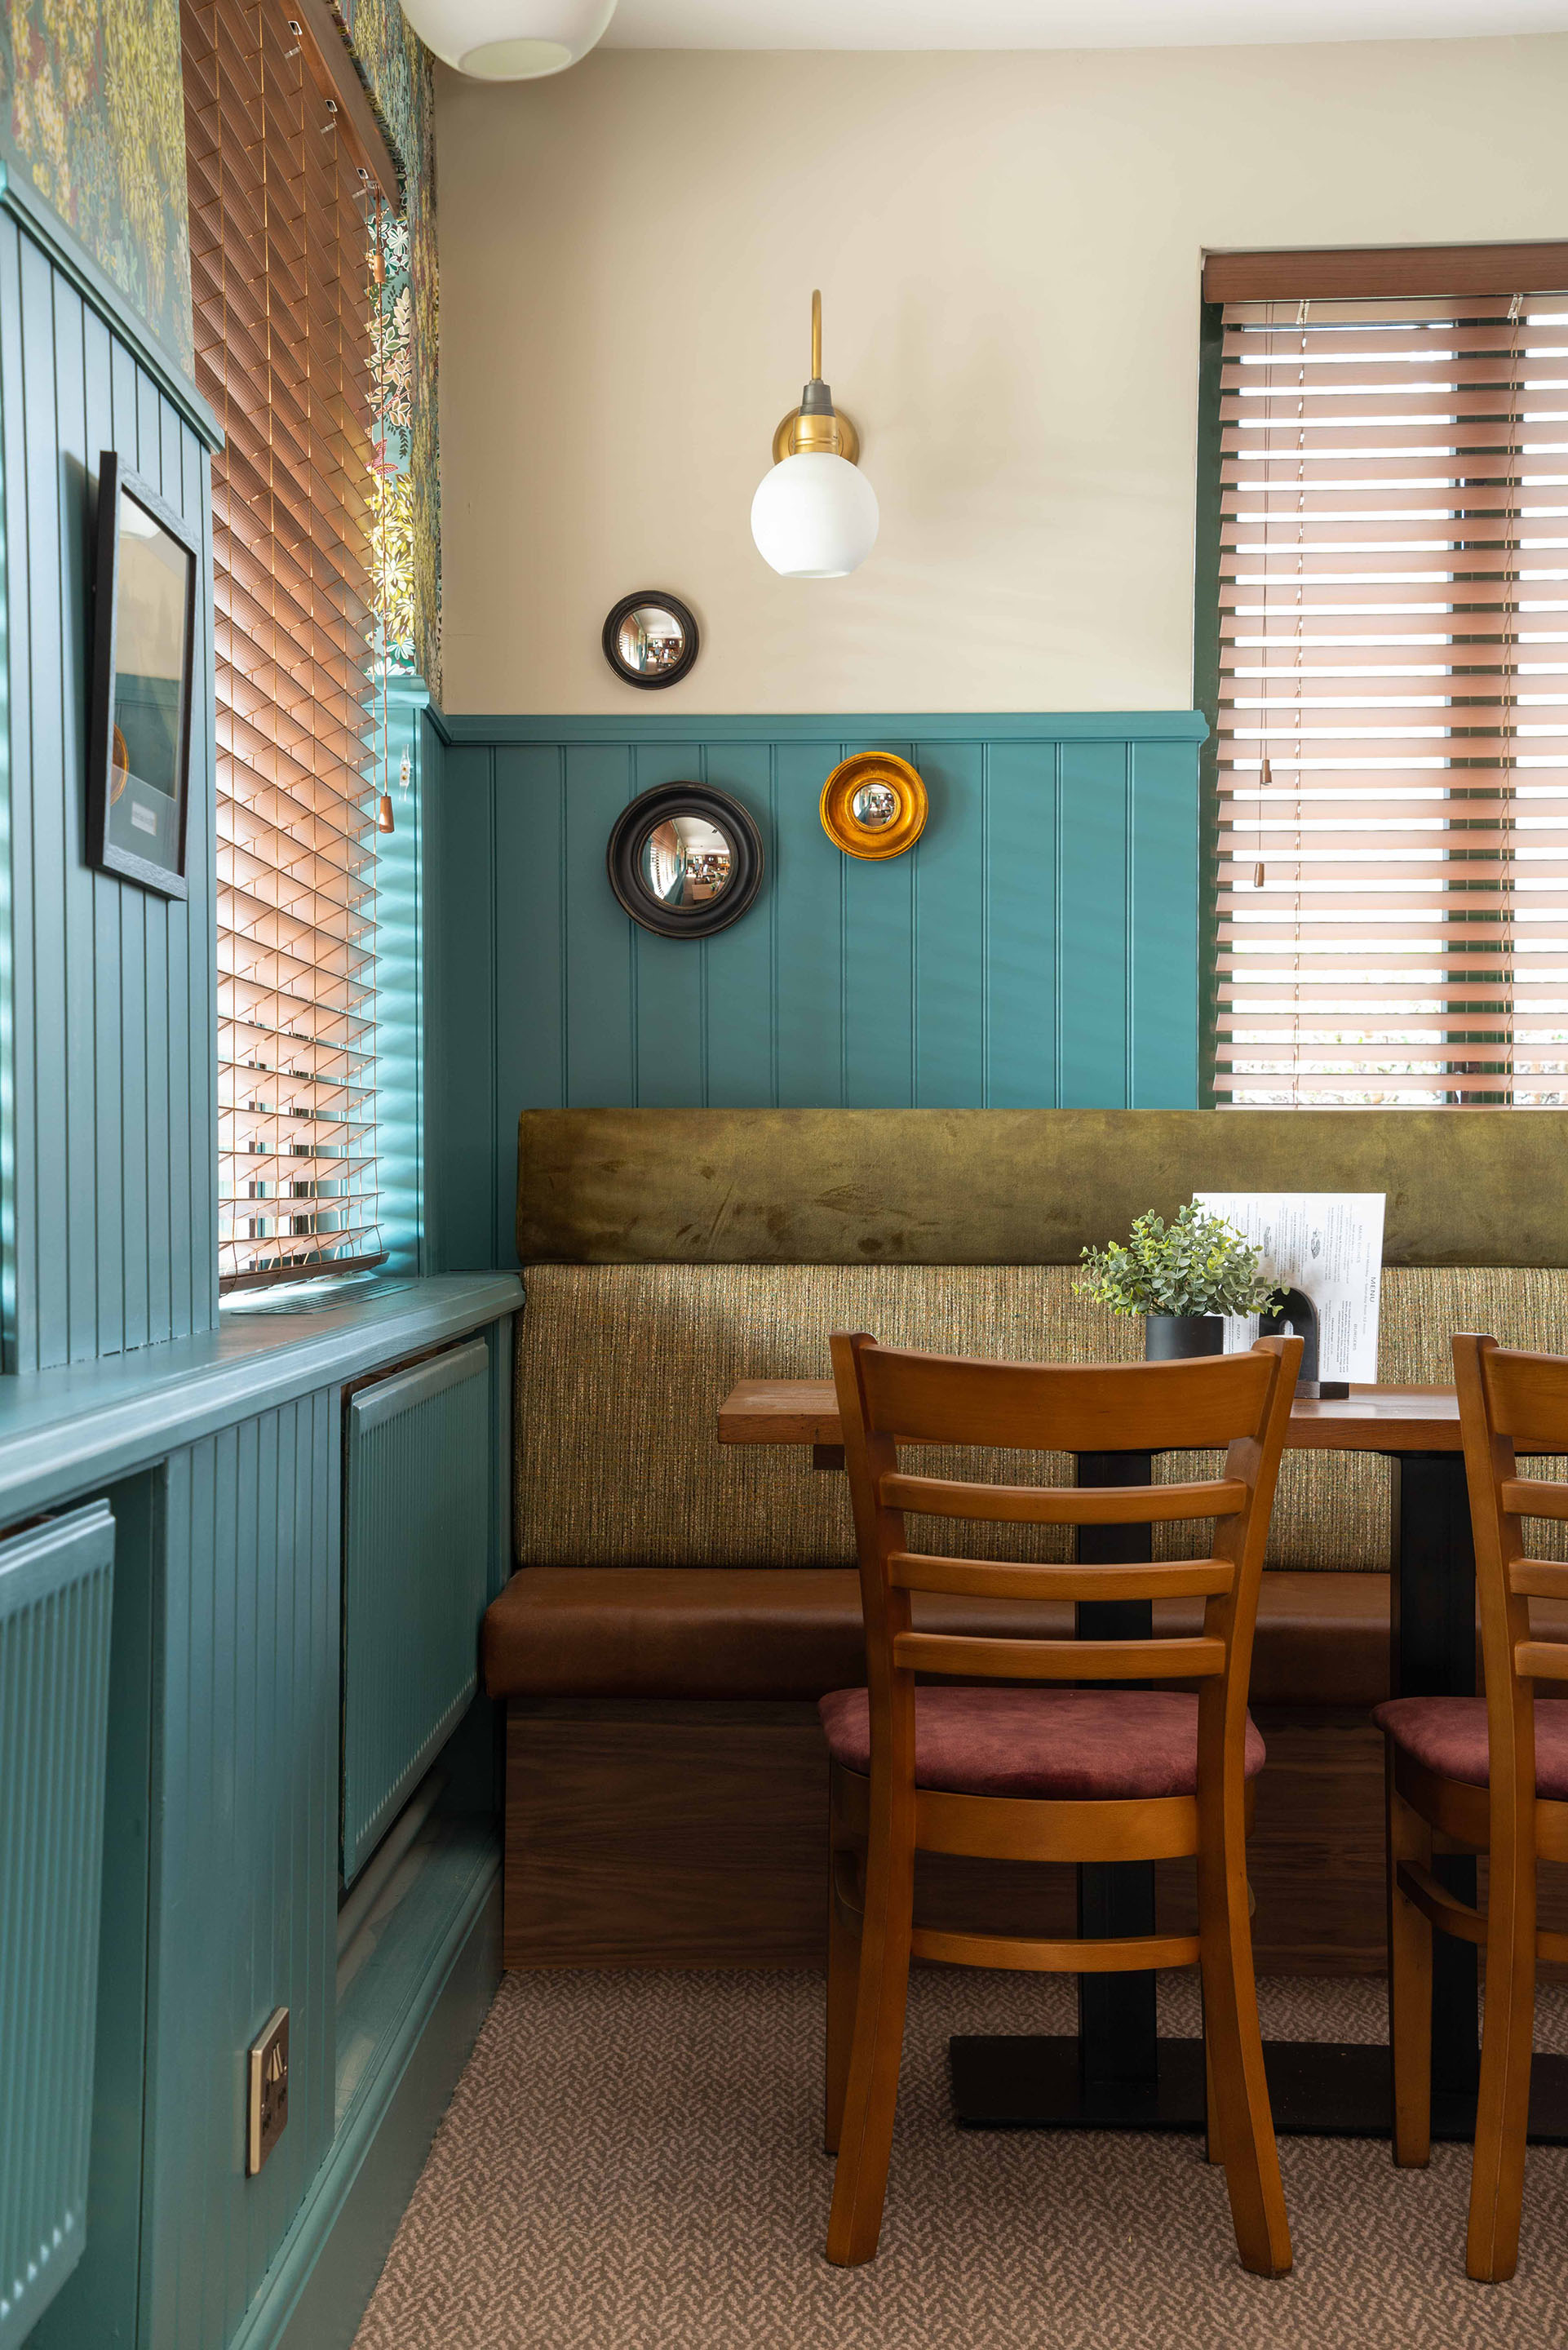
140, 1397, 339, 2350
0, 197, 219, 1372
426, 712, 1205, 1271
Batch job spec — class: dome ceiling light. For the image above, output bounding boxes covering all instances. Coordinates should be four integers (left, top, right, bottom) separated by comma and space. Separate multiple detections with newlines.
751, 290, 879, 580
398, 0, 617, 78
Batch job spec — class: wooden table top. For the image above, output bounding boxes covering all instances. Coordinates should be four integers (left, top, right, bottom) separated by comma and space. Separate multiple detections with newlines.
717, 1379, 1463, 1455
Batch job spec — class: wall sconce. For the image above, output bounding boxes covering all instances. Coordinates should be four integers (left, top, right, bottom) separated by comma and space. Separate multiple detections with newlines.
751, 290, 879, 579
397, 0, 615, 78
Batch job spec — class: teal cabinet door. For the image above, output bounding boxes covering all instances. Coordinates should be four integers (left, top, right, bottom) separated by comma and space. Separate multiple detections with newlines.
341, 1340, 492, 1882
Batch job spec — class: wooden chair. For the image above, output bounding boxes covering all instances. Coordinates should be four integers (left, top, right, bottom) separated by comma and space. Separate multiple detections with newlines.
822, 1329, 1302, 2274
1380, 1332, 1568, 2281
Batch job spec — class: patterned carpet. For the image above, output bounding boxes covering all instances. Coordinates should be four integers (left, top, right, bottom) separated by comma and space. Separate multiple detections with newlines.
354, 1969, 1568, 2349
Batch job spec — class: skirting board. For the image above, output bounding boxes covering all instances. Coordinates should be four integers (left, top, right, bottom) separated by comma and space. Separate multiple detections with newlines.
231, 1842, 501, 2350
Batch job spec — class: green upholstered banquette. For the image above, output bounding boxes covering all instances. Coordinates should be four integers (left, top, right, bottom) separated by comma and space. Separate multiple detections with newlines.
483, 1108, 1568, 1968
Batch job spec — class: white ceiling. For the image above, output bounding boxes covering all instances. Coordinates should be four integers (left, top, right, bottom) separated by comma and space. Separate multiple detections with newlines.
602, 0, 1568, 47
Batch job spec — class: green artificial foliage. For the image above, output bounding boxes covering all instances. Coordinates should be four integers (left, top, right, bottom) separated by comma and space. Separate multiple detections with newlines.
1077, 1202, 1284, 1319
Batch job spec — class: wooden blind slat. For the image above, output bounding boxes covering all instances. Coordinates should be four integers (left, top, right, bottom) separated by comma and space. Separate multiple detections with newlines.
185, 0, 385, 1284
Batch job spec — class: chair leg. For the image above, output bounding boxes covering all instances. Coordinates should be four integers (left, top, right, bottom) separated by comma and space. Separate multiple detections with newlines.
1386, 1760, 1433, 2168
1467, 1838, 1536, 2282
825, 1780, 862, 2157
1198, 1825, 1292, 2277
825, 1806, 915, 2267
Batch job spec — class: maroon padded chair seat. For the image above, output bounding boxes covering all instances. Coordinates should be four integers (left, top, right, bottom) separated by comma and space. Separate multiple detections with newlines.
1373, 1695, 1568, 1798
818, 1685, 1267, 1802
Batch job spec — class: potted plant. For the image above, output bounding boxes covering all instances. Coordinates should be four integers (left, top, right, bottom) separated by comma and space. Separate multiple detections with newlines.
1077, 1203, 1284, 1361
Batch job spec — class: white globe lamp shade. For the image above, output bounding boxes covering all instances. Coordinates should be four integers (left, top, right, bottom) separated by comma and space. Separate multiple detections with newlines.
398, 0, 616, 78
751, 453, 879, 580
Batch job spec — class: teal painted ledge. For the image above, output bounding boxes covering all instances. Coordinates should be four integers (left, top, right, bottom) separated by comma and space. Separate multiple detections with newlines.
427, 708, 1209, 747
0, 1275, 522, 1524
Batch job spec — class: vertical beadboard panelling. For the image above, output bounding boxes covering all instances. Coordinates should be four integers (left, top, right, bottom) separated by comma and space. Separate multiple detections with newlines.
342, 1339, 491, 1880
1057, 738, 1132, 1107
491, 743, 565, 1253
140, 1398, 339, 2350
563, 742, 636, 1107
699, 741, 773, 1108
433, 746, 497, 1274
0, 1501, 115, 2350
1129, 736, 1201, 1110
375, 681, 427, 1278
427, 715, 1204, 1268
0, 210, 219, 1370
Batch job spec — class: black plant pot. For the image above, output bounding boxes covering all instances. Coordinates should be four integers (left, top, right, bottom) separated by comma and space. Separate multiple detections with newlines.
1145, 1314, 1225, 1362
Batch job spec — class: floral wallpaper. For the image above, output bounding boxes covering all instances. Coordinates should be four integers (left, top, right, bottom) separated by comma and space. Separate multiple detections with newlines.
0, 0, 441, 698
336, 0, 441, 695
0, 0, 193, 374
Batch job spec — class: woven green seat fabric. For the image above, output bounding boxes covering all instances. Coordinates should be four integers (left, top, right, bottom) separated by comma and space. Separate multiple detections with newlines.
513, 1263, 1568, 1574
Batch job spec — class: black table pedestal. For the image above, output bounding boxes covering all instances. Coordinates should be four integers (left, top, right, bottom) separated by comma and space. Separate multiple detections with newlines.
1073, 1450, 1158, 2097
1392, 1453, 1482, 2112
945, 1440, 1548, 2140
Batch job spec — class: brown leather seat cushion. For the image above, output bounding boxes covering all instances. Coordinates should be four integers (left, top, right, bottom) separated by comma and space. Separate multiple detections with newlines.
482, 1567, 1394, 1708
1374, 1694, 1568, 1794
819, 1684, 1267, 1799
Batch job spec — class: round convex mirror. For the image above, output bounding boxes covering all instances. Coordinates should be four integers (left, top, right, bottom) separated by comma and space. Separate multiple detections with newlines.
851, 781, 899, 831
639, 814, 733, 907
608, 783, 763, 938
602, 590, 699, 690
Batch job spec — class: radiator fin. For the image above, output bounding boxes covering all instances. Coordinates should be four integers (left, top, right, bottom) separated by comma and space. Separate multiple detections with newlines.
0, 1503, 114, 2350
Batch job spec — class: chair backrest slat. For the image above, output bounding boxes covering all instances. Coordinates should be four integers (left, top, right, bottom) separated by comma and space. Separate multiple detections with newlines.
1515, 1640, 1568, 1685
1510, 1559, 1568, 1602
886, 1553, 1235, 1605
855, 1344, 1293, 1455
1499, 1478, 1568, 1523
879, 1470, 1247, 1527
892, 1630, 1228, 1681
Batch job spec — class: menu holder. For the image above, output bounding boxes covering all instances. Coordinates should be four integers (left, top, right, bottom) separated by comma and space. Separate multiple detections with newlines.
1194, 1193, 1386, 1399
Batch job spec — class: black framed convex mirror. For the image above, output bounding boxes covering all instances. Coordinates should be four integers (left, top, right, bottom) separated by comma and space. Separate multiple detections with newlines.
606, 783, 764, 938
601, 591, 699, 689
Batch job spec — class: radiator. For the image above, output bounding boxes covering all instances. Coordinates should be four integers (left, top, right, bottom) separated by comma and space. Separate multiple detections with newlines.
341, 1339, 491, 1882
0, 1501, 115, 2350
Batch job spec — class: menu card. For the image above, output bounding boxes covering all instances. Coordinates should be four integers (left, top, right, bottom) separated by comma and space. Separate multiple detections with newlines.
1193, 1192, 1386, 1383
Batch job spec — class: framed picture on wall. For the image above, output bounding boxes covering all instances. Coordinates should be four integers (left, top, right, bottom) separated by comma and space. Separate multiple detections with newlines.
86, 451, 199, 899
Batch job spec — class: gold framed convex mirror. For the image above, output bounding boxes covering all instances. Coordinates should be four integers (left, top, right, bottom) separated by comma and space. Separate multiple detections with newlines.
819, 752, 928, 860
601, 591, 699, 689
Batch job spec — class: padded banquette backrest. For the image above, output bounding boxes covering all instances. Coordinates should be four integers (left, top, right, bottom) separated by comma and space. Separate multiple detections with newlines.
512, 1110, 1568, 1576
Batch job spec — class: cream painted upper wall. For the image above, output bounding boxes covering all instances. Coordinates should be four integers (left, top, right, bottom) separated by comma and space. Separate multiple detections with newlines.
436, 38, 1568, 715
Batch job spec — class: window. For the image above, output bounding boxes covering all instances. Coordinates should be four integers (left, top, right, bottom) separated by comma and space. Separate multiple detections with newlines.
1206, 244, 1568, 1106
184, 0, 392, 1284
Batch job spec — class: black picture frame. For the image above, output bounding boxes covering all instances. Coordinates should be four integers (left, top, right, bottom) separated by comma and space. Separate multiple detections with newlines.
86, 450, 200, 900
600, 590, 699, 690
606, 783, 764, 938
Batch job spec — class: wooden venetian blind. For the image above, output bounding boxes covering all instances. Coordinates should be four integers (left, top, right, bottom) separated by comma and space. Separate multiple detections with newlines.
1209, 249, 1568, 1106
184, 0, 388, 1284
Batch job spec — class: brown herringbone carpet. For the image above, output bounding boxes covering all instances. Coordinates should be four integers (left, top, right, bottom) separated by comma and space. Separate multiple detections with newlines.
354, 1970, 1568, 2349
